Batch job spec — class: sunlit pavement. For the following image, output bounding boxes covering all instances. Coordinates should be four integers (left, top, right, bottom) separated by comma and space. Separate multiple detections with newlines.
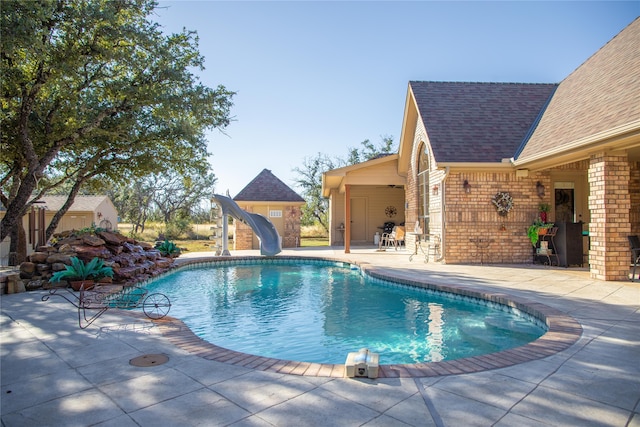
1, 246, 639, 426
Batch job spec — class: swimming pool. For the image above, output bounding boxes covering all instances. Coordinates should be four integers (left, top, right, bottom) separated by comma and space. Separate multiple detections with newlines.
144, 258, 547, 365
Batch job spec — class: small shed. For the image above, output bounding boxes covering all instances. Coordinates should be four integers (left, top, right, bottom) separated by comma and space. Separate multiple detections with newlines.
39, 195, 118, 233
233, 169, 305, 250
0, 195, 118, 265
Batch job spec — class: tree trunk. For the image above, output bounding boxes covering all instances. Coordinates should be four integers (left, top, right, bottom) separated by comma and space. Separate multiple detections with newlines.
45, 178, 85, 241
0, 173, 39, 242
8, 221, 27, 266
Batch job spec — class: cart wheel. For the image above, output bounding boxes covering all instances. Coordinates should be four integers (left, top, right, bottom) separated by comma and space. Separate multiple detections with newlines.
142, 293, 171, 319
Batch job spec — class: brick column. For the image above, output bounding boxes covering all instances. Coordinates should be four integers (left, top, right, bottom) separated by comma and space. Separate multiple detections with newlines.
588, 152, 630, 281
283, 205, 301, 248
233, 206, 255, 251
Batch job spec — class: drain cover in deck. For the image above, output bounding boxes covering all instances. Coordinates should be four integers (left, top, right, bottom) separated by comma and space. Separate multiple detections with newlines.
129, 354, 169, 367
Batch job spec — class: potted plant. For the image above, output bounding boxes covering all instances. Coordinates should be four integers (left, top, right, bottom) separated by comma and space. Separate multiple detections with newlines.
155, 239, 181, 258
527, 219, 554, 247
538, 203, 551, 223
49, 256, 114, 291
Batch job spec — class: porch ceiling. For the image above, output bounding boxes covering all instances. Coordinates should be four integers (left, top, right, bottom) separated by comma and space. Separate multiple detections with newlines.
322, 154, 404, 196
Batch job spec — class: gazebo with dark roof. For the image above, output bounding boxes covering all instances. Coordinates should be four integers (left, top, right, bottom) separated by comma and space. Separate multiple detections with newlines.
233, 169, 305, 250
234, 169, 305, 203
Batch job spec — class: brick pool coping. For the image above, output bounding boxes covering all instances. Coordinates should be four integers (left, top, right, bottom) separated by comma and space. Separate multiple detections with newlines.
136, 256, 583, 378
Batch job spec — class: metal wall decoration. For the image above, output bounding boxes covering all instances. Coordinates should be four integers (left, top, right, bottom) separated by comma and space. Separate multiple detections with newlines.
385, 205, 397, 217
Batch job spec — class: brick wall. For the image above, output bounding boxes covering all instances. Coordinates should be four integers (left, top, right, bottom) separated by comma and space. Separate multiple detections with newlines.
233, 207, 255, 251
405, 121, 553, 264
588, 152, 631, 280
234, 204, 302, 250
442, 171, 551, 264
283, 205, 301, 248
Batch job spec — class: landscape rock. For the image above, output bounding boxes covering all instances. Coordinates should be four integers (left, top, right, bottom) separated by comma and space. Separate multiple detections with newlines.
155, 258, 173, 269
98, 231, 125, 245
20, 262, 36, 274
74, 245, 112, 259
29, 252, 49, 263
47, 253, 75, 264
57, 244, 74, 253
36, 263, 51, 272
122, 242, 144, 253
51, 262, 67, 272
82, 235, 106, 246
7, 274, 25, 294
26, 279, 45, 291
138, 241, 153, 250
106, 244, 124, 255
15, 230, 179, 293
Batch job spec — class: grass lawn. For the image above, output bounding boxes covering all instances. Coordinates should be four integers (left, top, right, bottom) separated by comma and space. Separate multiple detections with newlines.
118, 223, 329, 252
300, 237, 329, 247
173, 237, 329, 253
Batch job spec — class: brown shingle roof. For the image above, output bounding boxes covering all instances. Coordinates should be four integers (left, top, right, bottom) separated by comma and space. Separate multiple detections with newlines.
40, 195, 109, 212
516, 18, 640, 162
410, 81, 558, 163
234, 169, 305, 202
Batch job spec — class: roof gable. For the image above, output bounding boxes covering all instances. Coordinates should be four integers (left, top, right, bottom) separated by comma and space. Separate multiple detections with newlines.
516, 18, 640, 164
410, 81, 558, 163
234, 169, 305, 203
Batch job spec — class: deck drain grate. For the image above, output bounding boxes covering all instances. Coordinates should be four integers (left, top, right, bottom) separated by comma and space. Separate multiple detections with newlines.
129, 354, 169, 367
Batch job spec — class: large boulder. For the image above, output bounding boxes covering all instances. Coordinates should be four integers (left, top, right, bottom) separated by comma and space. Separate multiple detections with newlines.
74, 245, 112, 260
46, 253, 75, 265
29, 252, 49, 263
98, 231, 126, 245
82, 235, 106, 247
155, 258, 174, 269
20, 262, 36, 279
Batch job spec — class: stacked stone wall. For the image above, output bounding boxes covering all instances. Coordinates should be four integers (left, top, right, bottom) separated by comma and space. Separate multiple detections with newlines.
10, 230, 177, 293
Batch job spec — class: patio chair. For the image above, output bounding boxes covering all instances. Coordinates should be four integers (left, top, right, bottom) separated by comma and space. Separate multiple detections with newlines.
379, 226, 405, 251
628, 235, 640, 282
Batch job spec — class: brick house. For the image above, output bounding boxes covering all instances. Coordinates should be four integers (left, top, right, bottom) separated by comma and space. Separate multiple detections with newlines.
233, 169, 305, 250
323, 18, 640, 281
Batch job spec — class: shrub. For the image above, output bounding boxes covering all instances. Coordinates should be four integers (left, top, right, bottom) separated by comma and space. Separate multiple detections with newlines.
49, 257, 114, 283
155, 239, 181, 257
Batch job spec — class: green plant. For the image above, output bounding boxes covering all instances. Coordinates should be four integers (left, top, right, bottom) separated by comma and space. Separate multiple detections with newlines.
538, 203, 551, 213
49, 257, 114, 283
77, 223, 108, 235
155, 239, 181, 257
527, 219, 554, 247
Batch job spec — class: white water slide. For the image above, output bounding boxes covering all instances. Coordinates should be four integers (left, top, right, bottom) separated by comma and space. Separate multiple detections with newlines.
212, 194, 282, 256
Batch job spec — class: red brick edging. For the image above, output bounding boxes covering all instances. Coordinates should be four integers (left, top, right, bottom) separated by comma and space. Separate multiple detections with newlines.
142, 257, 583, 378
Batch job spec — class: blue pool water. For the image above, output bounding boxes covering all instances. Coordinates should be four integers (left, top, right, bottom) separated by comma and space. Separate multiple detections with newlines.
144, 259, 546, 364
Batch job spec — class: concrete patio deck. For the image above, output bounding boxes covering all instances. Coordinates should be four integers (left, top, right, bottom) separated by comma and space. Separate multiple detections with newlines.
1, 246, 639, 426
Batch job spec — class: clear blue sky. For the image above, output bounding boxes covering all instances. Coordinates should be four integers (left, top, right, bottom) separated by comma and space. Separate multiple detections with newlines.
155, 1, 638, 197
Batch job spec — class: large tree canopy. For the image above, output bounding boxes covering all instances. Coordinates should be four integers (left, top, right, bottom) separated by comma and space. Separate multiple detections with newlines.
1, 0, 234, 244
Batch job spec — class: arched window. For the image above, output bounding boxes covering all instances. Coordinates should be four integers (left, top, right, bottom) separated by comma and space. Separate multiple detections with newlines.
417, 143, 430, 234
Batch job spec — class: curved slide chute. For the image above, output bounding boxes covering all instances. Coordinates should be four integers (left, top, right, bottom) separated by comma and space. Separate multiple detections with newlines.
212, 194, 282, 256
